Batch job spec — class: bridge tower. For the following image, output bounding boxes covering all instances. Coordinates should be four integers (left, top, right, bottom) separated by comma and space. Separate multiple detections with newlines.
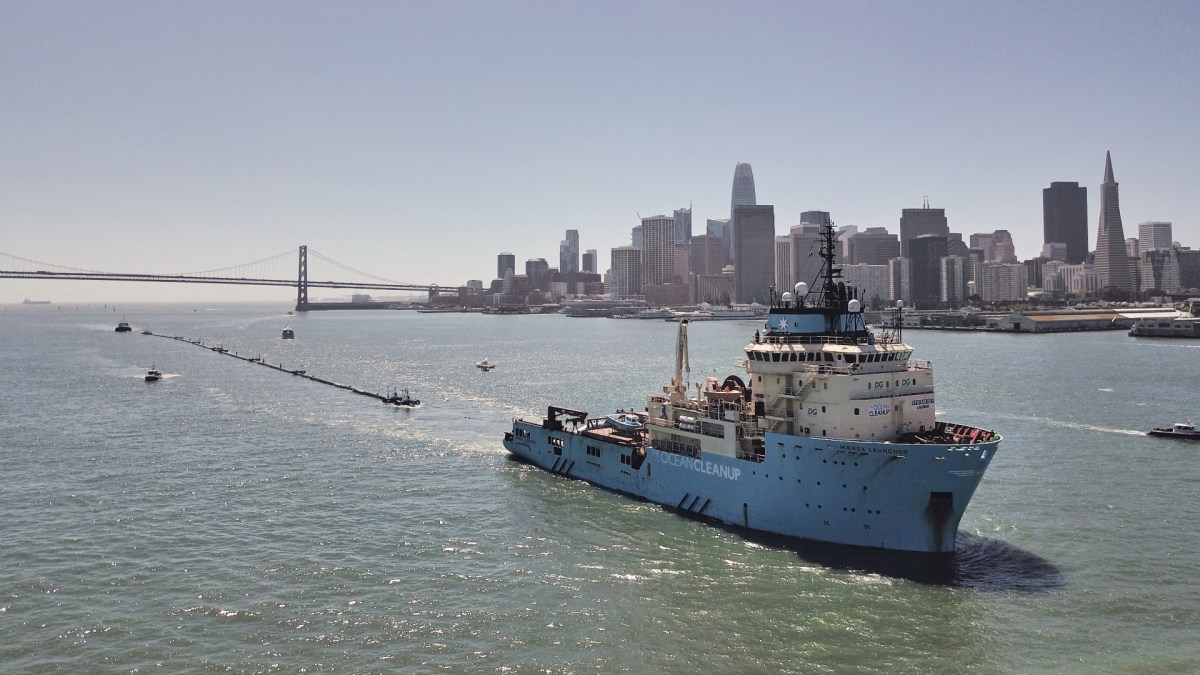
296, 245, 309, 311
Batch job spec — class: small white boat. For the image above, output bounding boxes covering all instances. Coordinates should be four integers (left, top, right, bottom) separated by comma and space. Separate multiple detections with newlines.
477, 358, 496, 372
144, 366, 162, 382
282, 326, 295, 339
605, 412, 643, 432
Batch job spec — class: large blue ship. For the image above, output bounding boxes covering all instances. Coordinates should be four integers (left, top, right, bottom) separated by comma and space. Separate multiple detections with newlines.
503, 222, 1000, 553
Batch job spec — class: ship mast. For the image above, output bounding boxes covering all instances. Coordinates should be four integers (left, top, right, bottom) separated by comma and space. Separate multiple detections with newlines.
817, 218, 843, 309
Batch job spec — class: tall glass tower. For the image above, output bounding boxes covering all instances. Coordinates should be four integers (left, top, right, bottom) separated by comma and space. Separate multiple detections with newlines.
728, 163, 757, 264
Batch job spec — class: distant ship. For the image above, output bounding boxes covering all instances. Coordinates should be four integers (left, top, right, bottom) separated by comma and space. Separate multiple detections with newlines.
503, 221, 1001, 553
22, 299, 51, 305
115, 317, 132, 332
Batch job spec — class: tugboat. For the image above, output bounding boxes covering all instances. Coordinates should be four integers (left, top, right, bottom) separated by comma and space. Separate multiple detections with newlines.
282, 326, 295, 339
1147, 421, 1200, 440
384, 387, 421, 407
503, 221, 1002, 553
144, 366, 162, 382
115, 317, 132, 332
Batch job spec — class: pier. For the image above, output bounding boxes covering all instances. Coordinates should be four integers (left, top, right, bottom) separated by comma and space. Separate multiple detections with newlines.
143, 331, 416, 405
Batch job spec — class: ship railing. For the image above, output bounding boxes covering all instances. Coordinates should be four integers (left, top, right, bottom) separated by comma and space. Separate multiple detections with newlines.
758, 334, 862, 347
909, 359, 932, 372
651, 438, 701, 458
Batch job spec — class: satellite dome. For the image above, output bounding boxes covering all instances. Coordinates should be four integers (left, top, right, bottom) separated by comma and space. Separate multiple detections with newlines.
781, 291, 794, 302
795, 282, 808, 296
896, 300, 905, 309
848, 299, 861, 313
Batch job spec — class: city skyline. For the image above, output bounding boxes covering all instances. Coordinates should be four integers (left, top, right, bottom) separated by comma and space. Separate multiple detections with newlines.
3, 2, 1198, 302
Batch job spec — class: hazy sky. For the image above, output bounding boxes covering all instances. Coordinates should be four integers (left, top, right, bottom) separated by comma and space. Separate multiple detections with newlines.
3, 1, 1198, 303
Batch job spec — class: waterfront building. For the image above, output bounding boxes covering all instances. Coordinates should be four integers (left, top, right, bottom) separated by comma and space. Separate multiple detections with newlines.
695, 270, 735, 305
640, 214, 677, 287
842, 263, 890, 308
728, 163, 757, 264
1094, 151, 1133, 291
940, 256, 967, 306
631, 225, 643, 250
560, 230, 579, 275
775, 235, 792, 294
900, 202, 949, 257
1043, 181, 1089, 264
732, 204, 775, 304
888, 257, 911, 303
977, 263, 1029, 303
1138, 221, 1173, 254
497, 253, 516, 281
610, 246, 642, 300
846, 227, 900, 265
909, 233, 948, 308
582, 249, 597, 274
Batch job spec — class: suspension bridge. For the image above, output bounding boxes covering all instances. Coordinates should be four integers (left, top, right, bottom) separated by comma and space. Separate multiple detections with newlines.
0, 246, 443, 311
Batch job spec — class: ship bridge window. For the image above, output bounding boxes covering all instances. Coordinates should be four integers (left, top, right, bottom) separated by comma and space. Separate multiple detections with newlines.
772, 353, 781, 362
846, 355, 858, 364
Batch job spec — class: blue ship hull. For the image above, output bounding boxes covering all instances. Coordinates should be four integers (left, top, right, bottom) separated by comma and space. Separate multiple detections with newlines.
503, 418, 998, 553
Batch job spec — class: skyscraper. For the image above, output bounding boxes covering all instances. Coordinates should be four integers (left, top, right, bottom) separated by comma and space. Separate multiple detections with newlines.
559, 229, 579, 275
774, 235, 792, 293
899, 203, 949, 257
845, 227, 900, 265
1094, 151, 1132, 291
732, 204, 774, 304
610, 246, 642, 300
909, 234, 948, 309
582, 249, 597, 274
639, 215, 676, 287
1043, 181, 1088, 264
673, 207, 693, 285
728, 163, 757, 264
497, 253, 516, 280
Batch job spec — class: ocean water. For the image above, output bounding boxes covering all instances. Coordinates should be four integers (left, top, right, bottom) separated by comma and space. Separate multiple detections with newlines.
2, 303, 1199, 673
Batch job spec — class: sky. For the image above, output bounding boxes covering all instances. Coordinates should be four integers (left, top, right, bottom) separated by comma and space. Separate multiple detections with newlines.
2, 1, 1198, 303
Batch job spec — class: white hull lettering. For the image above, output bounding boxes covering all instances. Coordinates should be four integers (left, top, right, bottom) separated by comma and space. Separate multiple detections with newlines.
658, 452, 741, 481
